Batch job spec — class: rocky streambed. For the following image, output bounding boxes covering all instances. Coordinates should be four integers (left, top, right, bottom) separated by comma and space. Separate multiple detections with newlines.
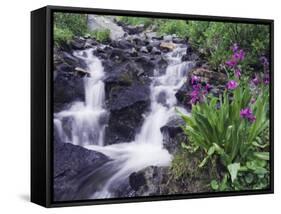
53, 20, 227, 201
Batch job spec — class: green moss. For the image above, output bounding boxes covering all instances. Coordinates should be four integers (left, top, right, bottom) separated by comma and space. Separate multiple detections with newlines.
116, 16, 153, 28
119, 71, 134, 85
88, 29, 110, 43
54, 25, 73, 47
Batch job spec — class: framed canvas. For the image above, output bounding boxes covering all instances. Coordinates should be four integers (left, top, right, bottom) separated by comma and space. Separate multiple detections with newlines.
31, 5, 274, 207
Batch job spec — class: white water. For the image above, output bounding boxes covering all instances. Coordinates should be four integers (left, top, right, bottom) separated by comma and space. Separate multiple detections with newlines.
54, 49, 107, 146
54, 45, 194, 199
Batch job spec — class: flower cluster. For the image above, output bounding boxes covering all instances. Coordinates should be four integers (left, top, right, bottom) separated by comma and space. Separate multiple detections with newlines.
260, 56, 270, 85
227, 80, 238, 90
189, 75, 212, 105
250, 56, 270, 86
240, 107, 256, 123
226, 43, 245, 79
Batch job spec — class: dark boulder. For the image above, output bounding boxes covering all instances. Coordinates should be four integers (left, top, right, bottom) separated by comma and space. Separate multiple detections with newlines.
181, 52, 199, 62
70, 37, 86, 50
105, 98, 149, 145
107, 84, 150, 111
188, 67, 228, 85
124, 24, 145, 35
160, 117, 187, 154
129, 166, 169, 196
175, 83, 189, 108
53, 70, 85, 112
53, 142, 109, 201
61, 51, 87, 69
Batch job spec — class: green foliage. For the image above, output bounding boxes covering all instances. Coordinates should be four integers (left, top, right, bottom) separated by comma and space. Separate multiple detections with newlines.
54, 13, 88, 35
177, 82, 269, 190
116, 16, 154, 27
88, 29, 110, 43
54, 26, 73, 47
53, 12, 88, 46
186, 21, 270, 70
158, 20, 189, 38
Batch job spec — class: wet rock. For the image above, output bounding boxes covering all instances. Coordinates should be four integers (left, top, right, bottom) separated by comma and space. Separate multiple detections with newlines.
140, 46, 149, 53
104, 83, 150, 145
53, 142, 109, 201
70, 37, 86, 50
62, 52, 79, 66
134, 56, 156, 75
160, 117, 187, 154
172, 37, 186, 44
128, 47, 138, 57
75, 67, 90, 77
53, 70, 85, 112
151, 47, 161, 55
124, 24, 145, 35
129, 166, 169, 196
107, 84, 150, 111
152, 35, 164, 40
189, 67, 228, 85
56, 63, 74, 73
110, 40, 134, 49
175, 83, 189, 108
160, 42, 176, 51
181, 52, 199, 62
61, 51, 87, 69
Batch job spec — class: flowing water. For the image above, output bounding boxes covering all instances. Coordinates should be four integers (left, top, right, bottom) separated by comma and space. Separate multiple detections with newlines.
54, 44, 194, 199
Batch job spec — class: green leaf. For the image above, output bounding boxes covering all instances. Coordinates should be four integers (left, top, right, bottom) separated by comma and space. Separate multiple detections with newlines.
211, 180, 219, 190
199, 156, 209, 168
245, 173, 254, 184
254, 152, 269, 161
227, 163, 240, 183
254, 167, 268, 175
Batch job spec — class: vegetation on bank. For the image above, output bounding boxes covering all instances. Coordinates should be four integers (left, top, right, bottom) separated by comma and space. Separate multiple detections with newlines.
54, 14, 271, 192
117, 17, 270, 71
177, 44, 270, 191
54, 13, 110, 46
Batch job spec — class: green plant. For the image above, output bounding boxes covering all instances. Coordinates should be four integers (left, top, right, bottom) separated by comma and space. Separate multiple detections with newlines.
89, 29, 110, 43
177, 79, 269, 190
116, 16, 154, 28
54, 13, 88, 35
158, 20, 189, 38
53, 12, 88, 46
186, 21, 270, 71
54, 25, 73, 47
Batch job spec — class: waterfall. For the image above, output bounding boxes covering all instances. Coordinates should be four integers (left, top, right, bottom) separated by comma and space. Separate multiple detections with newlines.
54, 49, 107, 146
54, 45, 194, 199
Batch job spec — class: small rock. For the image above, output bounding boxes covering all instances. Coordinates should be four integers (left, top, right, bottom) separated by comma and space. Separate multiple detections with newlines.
160, 42, 176, 51
151, 47, 161, 55
140, 46, 149, 53
75, 67, 90, 77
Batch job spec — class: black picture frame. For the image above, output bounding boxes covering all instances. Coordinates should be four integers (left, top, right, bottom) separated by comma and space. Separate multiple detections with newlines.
31, 5, 274, 208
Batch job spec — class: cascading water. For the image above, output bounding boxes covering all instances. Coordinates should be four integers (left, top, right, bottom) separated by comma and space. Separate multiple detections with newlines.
54, 44, 194, 199
54, 49, 107, 146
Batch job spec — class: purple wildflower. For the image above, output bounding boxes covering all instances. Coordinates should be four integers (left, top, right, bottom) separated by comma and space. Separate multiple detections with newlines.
263, 73, 270, 85
191, 75, 200, 85
234, 50, 245, 61
192, 83, 201, 90
227, 80, 238, 90
205, 83, 212, 92
251, 75, 260, 86
240, 107, 256, 123
231, 43, 239, 52
234, 68, 241, 78
226, 59, 237, 68
190, 90, 201, 104
260, 56, 269, 67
